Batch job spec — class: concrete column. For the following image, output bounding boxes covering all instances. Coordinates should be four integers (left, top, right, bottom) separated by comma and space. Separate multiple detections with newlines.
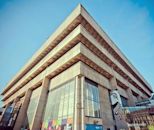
31, 77, 50, 130
13, 89, 32, 130
126, 88, 135, 106
74, 75, 85, 130
110, 66, 118, 90
8, 97, 20, 127
11, 97, 20, 113
137, 95, 142, 102
99, 85, 115, 130
13, 97, 20, 104
110, 76, 118, 90
81, 76, 85, 130
74, 76, 80, 130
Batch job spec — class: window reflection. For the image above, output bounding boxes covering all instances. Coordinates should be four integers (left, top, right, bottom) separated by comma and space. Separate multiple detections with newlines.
120, 96, 128, 107
42, 80, 75, 130
85, 79, 101, 118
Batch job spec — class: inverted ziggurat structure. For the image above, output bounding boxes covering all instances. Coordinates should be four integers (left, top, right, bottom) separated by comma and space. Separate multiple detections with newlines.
0, 4, 153, 130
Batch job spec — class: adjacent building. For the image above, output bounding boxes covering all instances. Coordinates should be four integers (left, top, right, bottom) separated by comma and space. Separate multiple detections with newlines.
125, 106, 154, 129
0, 4, 153, 130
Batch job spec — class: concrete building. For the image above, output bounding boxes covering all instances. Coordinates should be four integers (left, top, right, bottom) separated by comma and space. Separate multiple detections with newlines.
0, 4, 153, 130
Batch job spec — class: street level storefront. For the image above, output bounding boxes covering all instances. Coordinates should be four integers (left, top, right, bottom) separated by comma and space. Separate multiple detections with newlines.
41, 80, 75, 130
0, 4, 153, 130
41, 79, 101, 130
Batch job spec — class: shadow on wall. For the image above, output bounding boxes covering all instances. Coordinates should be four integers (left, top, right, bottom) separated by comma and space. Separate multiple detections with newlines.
0, 126, 13, 130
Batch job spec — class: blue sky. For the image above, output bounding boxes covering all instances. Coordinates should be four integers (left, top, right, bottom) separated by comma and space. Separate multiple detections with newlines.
0, 0, 154, 100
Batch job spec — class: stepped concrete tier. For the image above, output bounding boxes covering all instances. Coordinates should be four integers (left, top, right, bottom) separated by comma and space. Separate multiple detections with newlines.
0, 4, 153, 130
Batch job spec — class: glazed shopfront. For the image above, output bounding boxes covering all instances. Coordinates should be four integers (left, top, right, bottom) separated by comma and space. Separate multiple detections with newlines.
42, 80, 75, 130
21, 78, 103, 130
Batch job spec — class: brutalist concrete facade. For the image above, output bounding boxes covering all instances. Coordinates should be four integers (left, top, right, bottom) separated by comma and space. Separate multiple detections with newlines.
0, 4, 153, 130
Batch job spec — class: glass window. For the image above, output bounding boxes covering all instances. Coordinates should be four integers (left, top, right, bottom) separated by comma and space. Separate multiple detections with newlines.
42, 80, 75, 130
22, 87, 42, 129
120, 96, 128, 107
1, 105, 14, 126
85, 79, 101, 118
